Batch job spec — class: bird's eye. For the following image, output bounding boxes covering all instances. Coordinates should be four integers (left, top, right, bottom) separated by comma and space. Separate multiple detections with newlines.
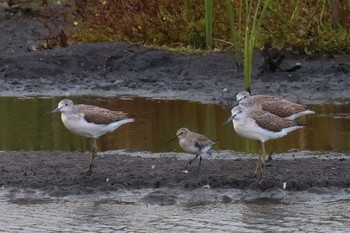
65, 103, 68, 106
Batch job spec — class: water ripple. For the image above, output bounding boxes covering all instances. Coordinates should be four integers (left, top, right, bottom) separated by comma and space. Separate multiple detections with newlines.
0, 187, 349, 232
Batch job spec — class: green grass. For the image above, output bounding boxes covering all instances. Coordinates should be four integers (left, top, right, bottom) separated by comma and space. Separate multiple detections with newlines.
18, 0, 349, 55
205, 0, 213, 49
243, 0, 270, 92
147, 44, 211, 55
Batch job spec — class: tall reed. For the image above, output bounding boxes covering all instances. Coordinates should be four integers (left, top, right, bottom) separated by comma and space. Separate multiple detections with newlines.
184, 0, 193, 23
243, 0, 270, 92
205, 0, 213, 49
225, 0, 243, 65
223, 0, 270, 92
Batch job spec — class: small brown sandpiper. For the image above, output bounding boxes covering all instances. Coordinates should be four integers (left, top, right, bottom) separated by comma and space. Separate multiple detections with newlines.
167, 128, 217, 170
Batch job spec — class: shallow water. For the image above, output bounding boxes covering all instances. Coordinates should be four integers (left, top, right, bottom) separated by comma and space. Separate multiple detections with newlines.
0, 96, 349, 154
0, 187, 349, 232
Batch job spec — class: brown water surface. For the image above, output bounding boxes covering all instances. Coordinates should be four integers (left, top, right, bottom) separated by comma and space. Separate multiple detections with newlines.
0, 96, 349, 154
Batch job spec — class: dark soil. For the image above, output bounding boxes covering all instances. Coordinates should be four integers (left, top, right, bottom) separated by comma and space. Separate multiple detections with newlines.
0, 151, 349, 197
0, 11, 349, 196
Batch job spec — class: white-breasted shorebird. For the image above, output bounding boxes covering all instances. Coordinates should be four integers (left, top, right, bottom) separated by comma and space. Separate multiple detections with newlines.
235, 91, 314, 161
51, 99, 134, 173
223, 105, 304, 181
167, 128, 217, 170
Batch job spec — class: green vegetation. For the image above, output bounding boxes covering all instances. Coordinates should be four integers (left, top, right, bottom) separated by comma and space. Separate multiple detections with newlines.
4, 0, 350, 54
225, 0, 243, 64
64, 0, 350, 54
204, 0, 213, 49
60, 0, 350, 90
243, 0, 270, 92
7, 0, 349, 91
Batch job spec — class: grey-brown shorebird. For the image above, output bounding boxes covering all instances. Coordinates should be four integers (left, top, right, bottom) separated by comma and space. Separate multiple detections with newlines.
236, 91, 314, 160
167, 128, 217, 170
51, 99, 134, 174
223, 105, 304, 182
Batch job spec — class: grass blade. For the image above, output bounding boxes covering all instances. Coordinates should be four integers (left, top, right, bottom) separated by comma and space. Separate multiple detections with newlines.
205, 0, 213, 49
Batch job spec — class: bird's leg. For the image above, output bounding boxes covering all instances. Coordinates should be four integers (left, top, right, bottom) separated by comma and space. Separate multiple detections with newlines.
254, 141, 266, 182
256, 141, 261, 154
254, 155, 263, 182
254, 141, 262, 174
197, 155, 203, 170
256, 140, 273, 163
246, 141, 260, 179
255, 142, 268, 182
184, 154, 199, 169
261, 141, 267, 168
266, 140, 274, 161
87, 138, 98, 174
254, 154, 262, 179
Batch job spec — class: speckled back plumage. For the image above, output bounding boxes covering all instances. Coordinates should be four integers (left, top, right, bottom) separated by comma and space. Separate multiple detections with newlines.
237, 91, 314, 119
54, 99, 134, 139
258, 99, 308, 118
249, 110, 301, 132
74, 104, 130, 125
189, 131, 215, 150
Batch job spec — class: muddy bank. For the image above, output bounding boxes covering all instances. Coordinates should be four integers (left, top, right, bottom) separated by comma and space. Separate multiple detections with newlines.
0, 16, 350, 105
0, 151, 349, 196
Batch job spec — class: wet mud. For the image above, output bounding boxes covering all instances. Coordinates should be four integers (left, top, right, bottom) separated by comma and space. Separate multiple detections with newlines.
0, 151, 349, 197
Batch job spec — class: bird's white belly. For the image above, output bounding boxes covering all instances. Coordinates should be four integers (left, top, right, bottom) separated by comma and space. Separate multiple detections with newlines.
180, 143, 198, 154
179, 139, 212, 154
62, 116, 103, 138
179, 139, 199, 154
233, 120, 286, 143
61, 114, 134, 139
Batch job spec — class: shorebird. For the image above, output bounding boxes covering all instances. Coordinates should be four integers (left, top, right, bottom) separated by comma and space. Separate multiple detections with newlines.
167, 128, 217, 170
236, 91, 315, 120
223, 105, 304, 181
51, 99, 134, 173
236, 91, 314, 160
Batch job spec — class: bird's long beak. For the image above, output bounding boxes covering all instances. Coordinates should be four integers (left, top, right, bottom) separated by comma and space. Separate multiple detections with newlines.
44, 107, 60, 116
50, 107, 60, 113
165, 136, 177, 145
225, 100, 239, 110
222, 114, 236, 126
